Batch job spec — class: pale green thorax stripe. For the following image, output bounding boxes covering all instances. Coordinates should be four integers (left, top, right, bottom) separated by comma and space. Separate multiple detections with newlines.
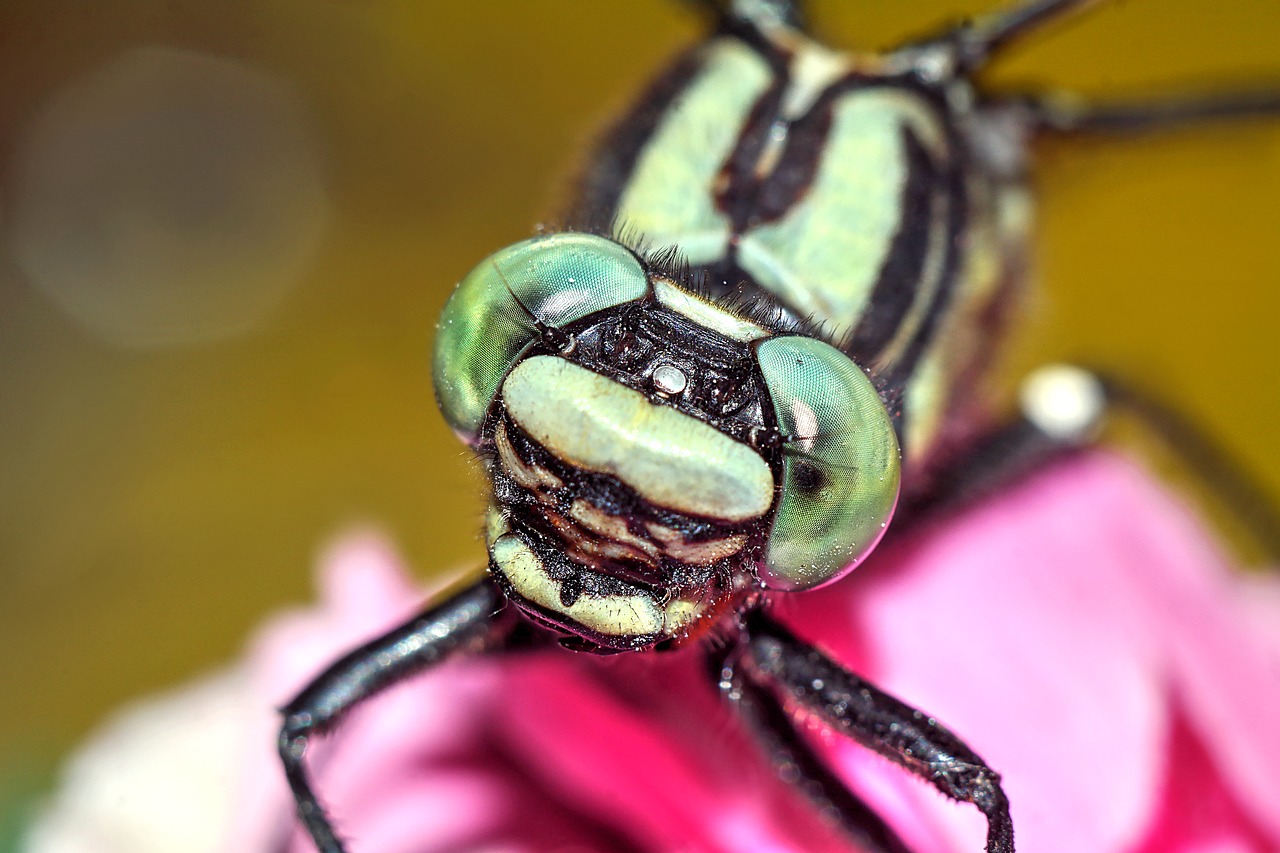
738, 90, 947, 340
613, 39, 771, 265
502, 356, 773, 521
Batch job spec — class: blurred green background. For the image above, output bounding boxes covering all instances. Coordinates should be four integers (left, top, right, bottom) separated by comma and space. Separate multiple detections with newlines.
1, 0, 1277, 842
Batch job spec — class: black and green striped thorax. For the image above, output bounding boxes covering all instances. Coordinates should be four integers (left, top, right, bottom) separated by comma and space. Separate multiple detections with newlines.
571, 19, 1030, 469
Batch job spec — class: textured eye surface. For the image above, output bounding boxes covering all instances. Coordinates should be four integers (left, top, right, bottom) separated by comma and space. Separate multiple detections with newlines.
756, 335, 900, 590
432, 233, 648, 442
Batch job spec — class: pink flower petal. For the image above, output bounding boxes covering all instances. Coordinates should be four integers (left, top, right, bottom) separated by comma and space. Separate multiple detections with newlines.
227, 530, 441, 852
783, 454, 1280, 852
496, 652, 847, 853
1130, 709, 1275, 853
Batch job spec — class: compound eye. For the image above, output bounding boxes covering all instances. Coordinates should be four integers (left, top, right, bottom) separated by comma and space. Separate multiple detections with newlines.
432, 233, 649, 443
756, 336, 901, 590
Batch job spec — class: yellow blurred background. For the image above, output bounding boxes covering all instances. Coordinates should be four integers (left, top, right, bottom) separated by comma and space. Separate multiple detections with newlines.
1, 0, 1277, 843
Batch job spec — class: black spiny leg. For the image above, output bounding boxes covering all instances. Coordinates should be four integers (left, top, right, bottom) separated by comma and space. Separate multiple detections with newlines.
711, 636, 916, 853
953, 0, 1097, 69
737, 612, 1015, 853
1097, 373, 1280, 558
1018, 88, 1280, 136
974, 10, 1280, 152
899, 365, 1280, 560
899, 0, 1097, 77
682, 0, 808, 33
279, 577, 523, 853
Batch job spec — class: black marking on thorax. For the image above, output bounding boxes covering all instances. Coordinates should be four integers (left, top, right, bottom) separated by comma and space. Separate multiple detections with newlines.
569, 46, 709, 231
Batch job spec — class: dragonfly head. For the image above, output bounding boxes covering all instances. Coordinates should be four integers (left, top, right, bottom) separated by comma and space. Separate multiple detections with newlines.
433, 233, 901, 651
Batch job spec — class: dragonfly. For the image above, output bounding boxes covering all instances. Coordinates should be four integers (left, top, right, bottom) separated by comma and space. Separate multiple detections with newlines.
279, 1, 1280, 850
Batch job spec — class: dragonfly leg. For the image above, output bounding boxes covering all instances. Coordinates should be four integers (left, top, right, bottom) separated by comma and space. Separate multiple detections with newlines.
951, 0, 1097, 69
999, 88, 1280, 136
734, 612, 1015, 853
278, 576, 521, 853
680, 0, 808, 33
897, 364, 1105, 524
710, 634, 917, 853
1092, 371, 1280, 558
903, 365, 1279, 559
895, 0, 1097, 78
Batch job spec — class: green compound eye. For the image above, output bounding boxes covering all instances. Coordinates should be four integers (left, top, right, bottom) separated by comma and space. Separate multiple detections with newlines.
756, 336, 901, 591
432, 233, 649, 443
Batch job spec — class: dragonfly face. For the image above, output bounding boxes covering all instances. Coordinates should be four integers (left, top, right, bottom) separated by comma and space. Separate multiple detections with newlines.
432, 232, 900, 650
